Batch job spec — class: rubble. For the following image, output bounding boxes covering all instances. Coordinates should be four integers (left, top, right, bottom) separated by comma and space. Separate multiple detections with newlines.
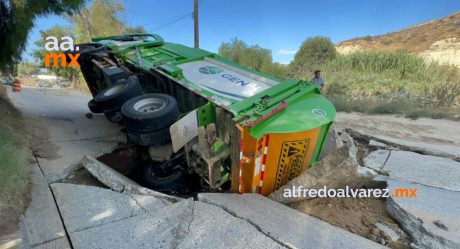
386, 179, 460, 249
362, 144, 460, 248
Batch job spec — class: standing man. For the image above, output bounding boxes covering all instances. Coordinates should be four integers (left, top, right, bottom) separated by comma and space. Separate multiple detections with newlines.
311, 70, 324, 90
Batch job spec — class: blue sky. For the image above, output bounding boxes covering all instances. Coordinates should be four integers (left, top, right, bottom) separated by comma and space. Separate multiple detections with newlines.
25, 0, 460, 63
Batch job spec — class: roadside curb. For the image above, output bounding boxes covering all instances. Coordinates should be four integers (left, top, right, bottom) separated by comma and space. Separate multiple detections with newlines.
20, 164, 71, 249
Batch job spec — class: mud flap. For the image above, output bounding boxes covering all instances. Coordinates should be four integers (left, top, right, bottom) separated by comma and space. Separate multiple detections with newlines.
170, 110, 199, 152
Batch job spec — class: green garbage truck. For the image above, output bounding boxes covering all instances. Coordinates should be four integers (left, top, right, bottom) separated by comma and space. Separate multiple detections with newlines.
74, 33, 335, 195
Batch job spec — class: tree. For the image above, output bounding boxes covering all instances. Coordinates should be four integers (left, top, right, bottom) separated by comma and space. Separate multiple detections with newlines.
69, 0, 144, 43
218, 38, 287, 78
261, 62, 287, 79
17, 62, 40, 77
0, 0, 84, 75
219, 38, 272, 72
288, 36, 337, 80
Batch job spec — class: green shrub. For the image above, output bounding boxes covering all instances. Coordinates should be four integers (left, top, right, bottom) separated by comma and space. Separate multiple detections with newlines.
288, 36, 337, 79
323, 50, 460, 108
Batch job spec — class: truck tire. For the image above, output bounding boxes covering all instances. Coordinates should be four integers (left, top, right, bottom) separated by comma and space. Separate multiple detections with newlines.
87, 99, 103, 113
126, 127, 171, 146
143, 166, 184, 191
94, 76, 143, 112
121, 94, 179, 131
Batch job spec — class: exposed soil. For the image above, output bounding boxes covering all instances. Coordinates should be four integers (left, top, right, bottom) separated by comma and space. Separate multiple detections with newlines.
0, 89, 31, 238
26, 116, 60, 160
292, 198, 410, 248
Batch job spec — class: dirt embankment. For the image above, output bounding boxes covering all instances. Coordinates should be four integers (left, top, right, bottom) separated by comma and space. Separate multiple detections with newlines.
0, 86, 32, 236
336, 11, 460, 67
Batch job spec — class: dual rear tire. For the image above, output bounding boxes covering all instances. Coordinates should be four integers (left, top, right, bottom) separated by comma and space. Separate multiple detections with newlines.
87, 76, 179, 147
121, 94, 179, 146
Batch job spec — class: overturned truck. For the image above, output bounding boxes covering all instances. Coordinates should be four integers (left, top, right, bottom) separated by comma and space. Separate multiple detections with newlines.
74, 34, 335, 195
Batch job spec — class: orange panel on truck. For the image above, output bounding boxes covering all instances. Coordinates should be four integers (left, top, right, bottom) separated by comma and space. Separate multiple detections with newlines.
239, 127, 320, 195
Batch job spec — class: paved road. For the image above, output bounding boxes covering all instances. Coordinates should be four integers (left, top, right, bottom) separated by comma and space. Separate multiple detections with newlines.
8, 87, 125, 181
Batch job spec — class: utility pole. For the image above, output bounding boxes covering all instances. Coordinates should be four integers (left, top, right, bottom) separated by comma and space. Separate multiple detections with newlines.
193, 0, 199, 48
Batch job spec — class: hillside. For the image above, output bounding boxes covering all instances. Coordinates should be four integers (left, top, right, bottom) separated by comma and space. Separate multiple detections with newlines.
336, 11, 460, 66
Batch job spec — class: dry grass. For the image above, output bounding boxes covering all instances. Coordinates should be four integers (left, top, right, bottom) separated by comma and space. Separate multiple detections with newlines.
0, 84, 31, 234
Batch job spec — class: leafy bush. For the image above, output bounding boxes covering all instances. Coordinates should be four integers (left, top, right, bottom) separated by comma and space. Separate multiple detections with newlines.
288, 36, 337, 80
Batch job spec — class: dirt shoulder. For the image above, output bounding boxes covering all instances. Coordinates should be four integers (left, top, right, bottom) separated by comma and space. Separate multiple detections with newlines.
0, 86, 32, 236
335, 112, 460, 147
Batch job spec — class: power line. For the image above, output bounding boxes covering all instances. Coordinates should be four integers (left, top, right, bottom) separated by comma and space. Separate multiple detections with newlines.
138, 11, 192, 27
149, 12, 193, 31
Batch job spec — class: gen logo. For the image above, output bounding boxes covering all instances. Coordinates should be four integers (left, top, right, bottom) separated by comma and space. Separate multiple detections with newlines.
198, 66, 223, 74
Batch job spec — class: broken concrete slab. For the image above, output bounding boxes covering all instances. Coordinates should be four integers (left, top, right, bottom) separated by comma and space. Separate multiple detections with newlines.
320, 128, 340, 159
123, 184, 182, 203
363, 150, 391, 172
386, 179, 460, 249
33, 237, 71, 249
39, 139, 122, 183
177, 201, 285, 248
269, 147, 381, 204
81, 155, 138, 192
51, 183, 167, 233
69, 198, 283, 249
199, 193, 384, 249
81, 155, 181, 203
375, 222, 400, 242
339, 130, 358, 164
369, 139, 388, 147
21, 166, 68, 247
346, 129, 460, 161
364, 150, 460, 192
131, 194, 170, 211
69, 199, 194, 249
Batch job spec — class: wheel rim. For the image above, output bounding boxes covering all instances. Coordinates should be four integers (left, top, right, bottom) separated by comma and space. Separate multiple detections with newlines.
133, 98, 166, 113
103, 83, 126, 96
